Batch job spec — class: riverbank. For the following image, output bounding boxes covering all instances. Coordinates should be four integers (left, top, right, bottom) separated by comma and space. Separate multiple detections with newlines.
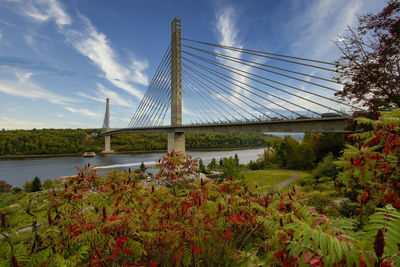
0, 146, 266, 159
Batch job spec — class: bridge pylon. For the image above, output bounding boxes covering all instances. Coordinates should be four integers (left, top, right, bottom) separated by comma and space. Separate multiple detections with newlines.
102, 97, 114, 154
168, 17, 185, 154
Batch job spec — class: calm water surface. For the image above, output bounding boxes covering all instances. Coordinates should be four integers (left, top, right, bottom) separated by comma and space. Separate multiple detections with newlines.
0, 148, 265, 187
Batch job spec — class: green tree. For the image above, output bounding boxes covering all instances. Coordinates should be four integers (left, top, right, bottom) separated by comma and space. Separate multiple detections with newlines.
311, 153, 339, 183
23, 181, 32, 192
43, 179, 54, 190
219, 158, 223, 168
334, 0, 400, 111
207, 158, 217, 170
30, 177, 42, 192
198, 159, 206, 173
220, 156, 242, 181
234, 153, 239, 166
139, 162, 146, 173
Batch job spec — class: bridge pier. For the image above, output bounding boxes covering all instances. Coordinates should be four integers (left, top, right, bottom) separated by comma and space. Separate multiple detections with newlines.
169, 17, 185, 153
168, 132, 185, 153
102, 98, 114, 153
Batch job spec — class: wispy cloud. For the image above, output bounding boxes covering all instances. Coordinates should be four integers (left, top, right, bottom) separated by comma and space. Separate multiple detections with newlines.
0, 29, 3, 41
77, 83, 135, 108
0, 71, 76, 105
286, 0, 363, 59
213, 6, 255, 107
6, 0, 148, 100
7, 0, 71, 28
0, 116, 82, 129
65, 106, 101, 118
66, 15, 147, 99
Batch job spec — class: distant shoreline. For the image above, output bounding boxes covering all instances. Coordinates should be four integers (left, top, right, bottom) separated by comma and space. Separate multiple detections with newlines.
0, 146, 266, 159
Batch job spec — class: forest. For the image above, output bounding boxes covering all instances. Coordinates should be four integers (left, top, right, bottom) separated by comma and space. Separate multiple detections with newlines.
0, 129, 274, 156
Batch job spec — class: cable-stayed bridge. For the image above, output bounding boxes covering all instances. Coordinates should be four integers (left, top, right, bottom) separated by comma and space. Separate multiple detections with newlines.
99, 17, 361, 153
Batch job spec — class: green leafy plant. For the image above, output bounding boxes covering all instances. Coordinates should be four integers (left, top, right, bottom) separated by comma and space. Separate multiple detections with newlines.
336, 109, 400, 217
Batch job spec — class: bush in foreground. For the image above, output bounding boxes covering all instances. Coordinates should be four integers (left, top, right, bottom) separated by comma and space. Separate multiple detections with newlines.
1, 158, 399, 266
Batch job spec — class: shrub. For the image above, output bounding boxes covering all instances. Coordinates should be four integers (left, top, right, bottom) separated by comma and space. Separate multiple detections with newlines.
23, 181, 32, 192
42, 179, 53, 190
311, 153, 339, 183
30, 176, 42, 192
11, 187, 22, 194
336, 109, 400, 217
220, 156, 242, 181
0, 180, 11, 193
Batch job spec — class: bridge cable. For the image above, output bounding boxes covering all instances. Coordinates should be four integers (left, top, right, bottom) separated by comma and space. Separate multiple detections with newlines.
128, 47, 170, 127
183, 59, 304, 118
182, 66, 270, 120
140, 58, 172, 127
183, 45, 341, 91
182, 70, 256, 122
183, 51, 357, 112
181, 88, 205, 124
132, 50, 171, 127
182, 74, 238, 122
183, 63, 286, 119
129, 45, 171, 127
182, 80, 221, 124
182, 77, 231, 123
182, 44, 340, 84
134, 53, 171, 127
182, 38, 340, 70
183, 57, 346, 116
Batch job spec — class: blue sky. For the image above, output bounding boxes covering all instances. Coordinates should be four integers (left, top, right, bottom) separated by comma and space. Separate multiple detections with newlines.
0, 0, 386, 129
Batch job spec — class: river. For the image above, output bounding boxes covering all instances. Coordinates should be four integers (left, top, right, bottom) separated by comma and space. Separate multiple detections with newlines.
0, 148, 265, 187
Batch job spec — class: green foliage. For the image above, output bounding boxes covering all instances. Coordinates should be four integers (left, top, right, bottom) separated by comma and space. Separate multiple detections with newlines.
23, 181, 32, 193
30, 177, 42, 192
0, 180, 12, 193
1, 157, 399, 265
220, 156, 242, 181
336, 109, 400, 217
207, 157, 217, 170
234, 153, 239, 166
358, 205, 400, 263
248, 135, 321, 170
42, 179, 53, 190
242, 171, 292, 192
311, 153, 339, 183
198, 159, 206, 173
306, 191, 340, 217
139, 161, 146, 173
0, 129, 274, 156
11, 187, 22, 194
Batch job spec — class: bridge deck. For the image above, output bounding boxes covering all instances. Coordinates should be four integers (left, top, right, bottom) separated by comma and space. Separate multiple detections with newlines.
101, 117, 352, 136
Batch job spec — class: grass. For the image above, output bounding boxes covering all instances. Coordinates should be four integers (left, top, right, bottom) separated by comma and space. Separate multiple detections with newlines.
242, 171, 293, 191
280, 170, 311, 191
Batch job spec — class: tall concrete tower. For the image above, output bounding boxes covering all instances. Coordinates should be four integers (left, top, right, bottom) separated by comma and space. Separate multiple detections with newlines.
168, 17, 185, 153
103, 97, 113, 153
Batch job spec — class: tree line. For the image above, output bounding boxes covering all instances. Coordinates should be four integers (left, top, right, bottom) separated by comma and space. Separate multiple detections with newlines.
248, 133, 345, 170
0, 129, 274, 156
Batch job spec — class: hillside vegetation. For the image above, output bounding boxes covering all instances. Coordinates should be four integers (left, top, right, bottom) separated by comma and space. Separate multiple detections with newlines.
0, 129, 274, 156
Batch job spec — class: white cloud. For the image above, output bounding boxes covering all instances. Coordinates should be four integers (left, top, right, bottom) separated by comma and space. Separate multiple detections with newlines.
65, 15, 147, 100
0, 29, 2, 40
65, 106, 101, 118
214, 6, 255, 106
0, 71, 76, 105
0, 116, 81, 129
6, 0, 148, 101
77, 83, 135, 108
8, 0, 71, 28
287, 0, 363, 59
